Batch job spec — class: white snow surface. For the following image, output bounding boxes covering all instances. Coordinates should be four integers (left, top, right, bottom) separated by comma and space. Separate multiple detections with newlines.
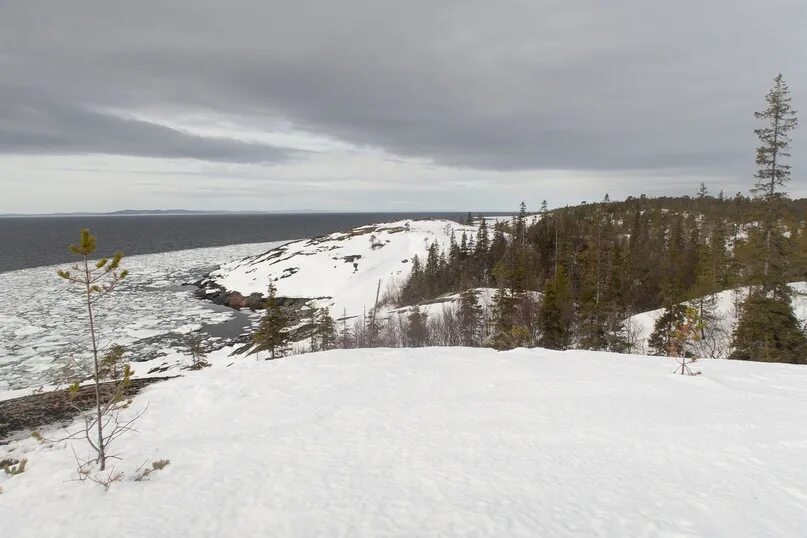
2, 347, 807, 536
626, 282, 807, 357
207, 219, 477, 318
0, 242, 283, 391
389, 287, 541, 319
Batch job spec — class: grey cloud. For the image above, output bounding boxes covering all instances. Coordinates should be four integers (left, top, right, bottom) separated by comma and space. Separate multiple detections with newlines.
0, 88, 292, 162
0, 0, 806, 174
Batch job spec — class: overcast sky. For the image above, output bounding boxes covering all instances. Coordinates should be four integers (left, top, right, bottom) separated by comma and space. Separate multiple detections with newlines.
1, 1, 806, 213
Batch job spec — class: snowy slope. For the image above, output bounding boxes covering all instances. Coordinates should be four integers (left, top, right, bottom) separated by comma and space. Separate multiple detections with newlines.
204, 219, 477, 317
480, 213, 542, 227
389, 287, 541, 318
626, 282, 807, 357
2, 347, 807, 537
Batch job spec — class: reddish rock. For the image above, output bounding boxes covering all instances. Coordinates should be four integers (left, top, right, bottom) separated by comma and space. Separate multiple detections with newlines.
226, 292, 248, 309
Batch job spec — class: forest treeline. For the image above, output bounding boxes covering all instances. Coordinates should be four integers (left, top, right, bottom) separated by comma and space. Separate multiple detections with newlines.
390, 193, 807, 351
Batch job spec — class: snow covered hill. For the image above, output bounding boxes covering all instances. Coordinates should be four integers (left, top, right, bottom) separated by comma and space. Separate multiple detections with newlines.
2, 347, 807, 536
202, 219, 477, 318
626, 282, 807, 357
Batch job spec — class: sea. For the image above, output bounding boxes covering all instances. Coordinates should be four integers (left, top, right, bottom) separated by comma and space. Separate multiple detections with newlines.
0, 212, 482, 273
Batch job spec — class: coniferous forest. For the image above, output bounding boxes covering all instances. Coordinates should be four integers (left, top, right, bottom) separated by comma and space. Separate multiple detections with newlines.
320, 74, 806, 364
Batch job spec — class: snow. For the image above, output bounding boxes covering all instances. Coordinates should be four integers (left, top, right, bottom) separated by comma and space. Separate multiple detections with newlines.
625, 282, 807, 357
0, 241, 284, 391
479, 214, 542, 227
2, 347, 807, 536
207, 219, 477, 318
389, 287, 541, 319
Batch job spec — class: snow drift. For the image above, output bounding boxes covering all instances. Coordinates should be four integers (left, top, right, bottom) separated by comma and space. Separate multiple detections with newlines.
2, 347, 807, 536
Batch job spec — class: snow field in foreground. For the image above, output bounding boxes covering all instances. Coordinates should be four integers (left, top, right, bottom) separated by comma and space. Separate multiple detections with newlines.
2, 347, 806, 537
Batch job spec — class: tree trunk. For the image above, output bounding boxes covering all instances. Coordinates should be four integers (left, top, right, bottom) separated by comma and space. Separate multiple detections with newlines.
84, 257, 106, 470
764, 110, 780, 290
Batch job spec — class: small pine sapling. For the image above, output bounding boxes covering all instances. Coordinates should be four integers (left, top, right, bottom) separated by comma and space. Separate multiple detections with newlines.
669, 306, 704, 376
186, 333, 210, 370
57, 229, 141, 473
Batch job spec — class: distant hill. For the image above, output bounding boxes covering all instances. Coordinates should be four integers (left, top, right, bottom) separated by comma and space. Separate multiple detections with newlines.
201, 218, 476, 319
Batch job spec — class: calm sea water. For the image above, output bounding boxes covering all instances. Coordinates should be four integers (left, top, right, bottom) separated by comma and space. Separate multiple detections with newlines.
0, 212, 486, 273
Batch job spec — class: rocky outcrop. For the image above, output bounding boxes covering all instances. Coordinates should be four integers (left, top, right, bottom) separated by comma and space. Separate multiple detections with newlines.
195, 279, 324, 312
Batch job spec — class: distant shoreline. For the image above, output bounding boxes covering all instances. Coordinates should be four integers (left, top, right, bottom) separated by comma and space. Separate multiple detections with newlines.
0, 209, 508, 218
0, 211, 507, 273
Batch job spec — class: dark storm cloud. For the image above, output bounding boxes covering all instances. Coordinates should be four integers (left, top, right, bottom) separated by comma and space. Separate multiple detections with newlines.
1, 0, 805, 172
0, 88, 292, 162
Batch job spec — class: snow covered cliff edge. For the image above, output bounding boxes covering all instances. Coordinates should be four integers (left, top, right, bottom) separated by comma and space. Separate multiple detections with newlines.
199, 219, 476, 317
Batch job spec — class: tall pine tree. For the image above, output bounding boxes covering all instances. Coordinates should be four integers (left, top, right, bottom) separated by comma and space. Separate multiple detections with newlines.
752, 74, 798, 293
732, 74, 807, 363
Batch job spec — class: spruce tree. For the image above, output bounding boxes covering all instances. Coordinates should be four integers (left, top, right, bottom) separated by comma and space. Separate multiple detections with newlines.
578, 296, 607, 351
487, 229, 508, 284
317, 307, 337, 351
307, 305, 321, 352
752, 74, 798, 292
732, 74, 807, 362
406, 306, 429, 347
459, 232, 469, 257
689, 241, 719, 343
490, 288, 517, 350
475, 216, 490, 255
458, 289, 484, 347
400, 255, 424, 305
577, 219, 608, 350
424, 242, 441, 297
253, 283, 290, 359
515, 201, 528, 246
538, 265, 573, 350
731, 294, 806, 363
648, 304, 687, 356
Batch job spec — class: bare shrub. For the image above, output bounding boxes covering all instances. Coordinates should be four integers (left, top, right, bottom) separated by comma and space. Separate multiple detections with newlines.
379, 278, 404, 308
